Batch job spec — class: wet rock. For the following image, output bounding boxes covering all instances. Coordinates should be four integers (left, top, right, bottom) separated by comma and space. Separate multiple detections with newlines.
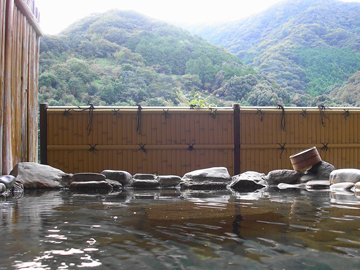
300, 174, 317, 183
132, 179, 160, 189
306, 180, 330, 189
0, 183, 6, 193
105, 179, 123, 189
133, 174, 157, 180
278, 183, 305, 189
69, 181, 113, 192
72, 173, 106, 182
229, 171, 266, 191
101, 170, 132, 186
0, 175, 16, 189
10, 162, 64, 189
330, 182, 354, 192
329, 169, 360, 184
181, 167, 231, 190
158, 175, 181, 187
60, 173, 73, 187
304, 161, 335, 181
266, 170, 303, 185
354, 182, 360, 192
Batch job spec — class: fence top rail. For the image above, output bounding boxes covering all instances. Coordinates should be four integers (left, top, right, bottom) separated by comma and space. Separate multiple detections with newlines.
45, 105, 360, 113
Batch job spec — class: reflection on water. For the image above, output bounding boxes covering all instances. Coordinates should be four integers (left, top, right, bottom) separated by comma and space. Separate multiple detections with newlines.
1, 188, 360, 269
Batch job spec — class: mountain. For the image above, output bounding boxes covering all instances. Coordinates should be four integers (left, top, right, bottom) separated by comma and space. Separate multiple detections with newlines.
39, 10, 288, 107
186, 0, 360, 106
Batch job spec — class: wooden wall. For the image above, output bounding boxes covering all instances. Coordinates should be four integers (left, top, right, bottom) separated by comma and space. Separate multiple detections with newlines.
43, 105, 360, 176
0, 0, 42, 174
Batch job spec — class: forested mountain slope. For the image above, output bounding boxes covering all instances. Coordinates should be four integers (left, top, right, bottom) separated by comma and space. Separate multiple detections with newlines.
39, 10, 289, 107
187, 0, 360, 106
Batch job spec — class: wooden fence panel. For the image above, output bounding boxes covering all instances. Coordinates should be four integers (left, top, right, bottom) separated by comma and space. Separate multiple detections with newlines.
46, 107, 235, 176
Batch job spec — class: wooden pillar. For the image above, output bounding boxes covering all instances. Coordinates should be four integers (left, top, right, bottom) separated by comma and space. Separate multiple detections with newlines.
40, 103, 47, 164
233, 104, 241, 175
2, 0, 14, 174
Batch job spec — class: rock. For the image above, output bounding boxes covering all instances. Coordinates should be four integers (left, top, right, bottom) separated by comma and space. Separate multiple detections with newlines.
278, 183, 305, 189
101, 170, 132, 185
158, 175, 181, 187
0, 175, 16, 189
69, 181, 113, 192
354, 182, 360, 192
105, 179, 123, 189
132, 179, 160, 189
306, 180, 330, 189
229, 171, 266, 191
133, 174, 157, 180
266, 170, 303, 185
300, 174, 317, 183
329, 169, 360, 184
182, 167, 231, 182
181, 167, 231, 190
10, 162, 64, 189
304, 161, 335, 180
0, 183, 6, 193
59, 173, 74, 187
330, 182, 355, 192
72, 173, 106, 182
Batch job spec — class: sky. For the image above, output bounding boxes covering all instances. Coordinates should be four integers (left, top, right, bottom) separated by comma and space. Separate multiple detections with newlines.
36, 0, 360, 35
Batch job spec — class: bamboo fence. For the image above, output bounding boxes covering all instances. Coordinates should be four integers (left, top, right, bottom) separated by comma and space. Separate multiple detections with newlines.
0, 0, 42, 174
41, 105, 360, 176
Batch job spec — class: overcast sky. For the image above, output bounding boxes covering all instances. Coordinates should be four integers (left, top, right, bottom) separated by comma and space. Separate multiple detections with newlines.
36, 0, 360, 35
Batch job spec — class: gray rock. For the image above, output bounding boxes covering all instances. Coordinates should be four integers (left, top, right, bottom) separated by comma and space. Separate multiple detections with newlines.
72, 173, 106, 182
329, 169, 360, 184
0, 183, 6, 193
229, 171, 266, 191
105, 179, 123, 189
266, 170, 303, 185
180, 181, 228, 190
10, 162, 64, 189
101, 170, 132, 185
132, 179, 160, 189
330, 182, 355, 191
69, 181, 113, 192
306, 180, 330, 189
0, 175, 16, 189
133, 174, 157, 180
304, 161, 335, 180
60, 173, 73, 187
354, 181, 360, 192
158, 175, 181, 187
300, 173, 317, 183
278, 183, 305, 189
182, 167, 231, 182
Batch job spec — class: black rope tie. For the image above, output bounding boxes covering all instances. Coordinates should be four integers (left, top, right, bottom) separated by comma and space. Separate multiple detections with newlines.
112, 109, 121, 116
136, 104, 142, 135
343, 109, 350, 120
277, 105, 286, 131
88, 144, 98, 155
318, 105, 331, 127
209, 108, 217, 119
321, 143, 329, 152
162, 109, 170, 120
187, 143, 195, 151
256, 109, 265, 122
138, 143, 147, 154
63, 109, 72, 117
278, 143, 286, 159
189, 104, 196, 110
301, 109, 307, 118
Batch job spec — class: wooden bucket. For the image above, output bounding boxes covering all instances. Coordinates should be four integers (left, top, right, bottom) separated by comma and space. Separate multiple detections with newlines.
289, 147, 322, 171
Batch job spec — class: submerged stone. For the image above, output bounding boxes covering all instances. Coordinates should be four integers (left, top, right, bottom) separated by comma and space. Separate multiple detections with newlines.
278, 183, 305, 189
158, 175, 181, 187
180, 181, 228, 190
105, 179, 123, 189
101, 170, 132, 185
330, 182, 354, 192
329, 169, 360, 184
306, 180, 330, 189
266, 170, 303, 185
72, 173, 106, 182
69, 181, 113, 192
10, 162, 63, 189
132, 179, 160, 189
133, 174, 157, 180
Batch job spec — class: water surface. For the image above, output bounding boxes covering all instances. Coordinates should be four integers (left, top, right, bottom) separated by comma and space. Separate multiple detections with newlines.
1, 188, 360, 269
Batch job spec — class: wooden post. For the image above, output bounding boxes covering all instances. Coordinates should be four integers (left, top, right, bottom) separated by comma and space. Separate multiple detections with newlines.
40, 103, 48, 164
233, 104, 241, 175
